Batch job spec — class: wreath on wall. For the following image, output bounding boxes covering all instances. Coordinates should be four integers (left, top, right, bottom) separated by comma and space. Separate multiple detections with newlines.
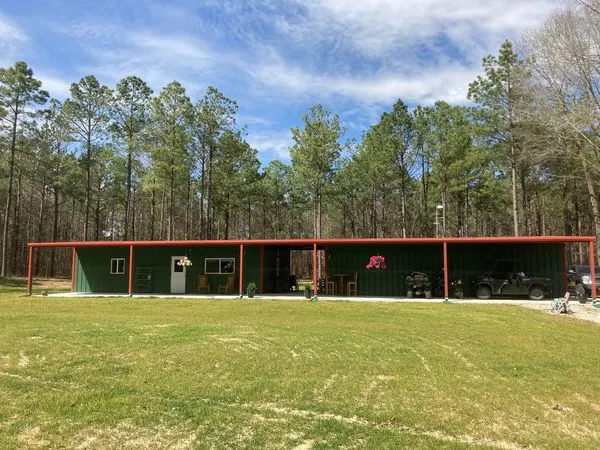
366, 255, 386, 269
177, 256, 193, 267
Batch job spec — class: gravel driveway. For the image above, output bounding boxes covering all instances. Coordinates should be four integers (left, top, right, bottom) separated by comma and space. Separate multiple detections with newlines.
519, 300, 600, 325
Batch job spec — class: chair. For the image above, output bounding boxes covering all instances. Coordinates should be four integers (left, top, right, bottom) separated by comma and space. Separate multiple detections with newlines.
325, 276, 336, 295
198, 274, 210, 294
347, 272, 358, 296
218, 275, 235, 294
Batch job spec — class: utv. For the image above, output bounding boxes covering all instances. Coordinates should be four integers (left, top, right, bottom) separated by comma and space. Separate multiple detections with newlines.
473, 260, 551, 300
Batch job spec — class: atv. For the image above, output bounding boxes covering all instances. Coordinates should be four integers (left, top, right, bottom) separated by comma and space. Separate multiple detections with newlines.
406, 271, 432, 299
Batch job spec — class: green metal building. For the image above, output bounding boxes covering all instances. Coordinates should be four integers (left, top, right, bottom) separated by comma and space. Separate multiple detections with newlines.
27, 236, 597, 299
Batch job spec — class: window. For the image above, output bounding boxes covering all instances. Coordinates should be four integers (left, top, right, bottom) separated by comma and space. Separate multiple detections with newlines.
173, 259, 184, 273
110, 258, 125, 275
205, 258, 235, 274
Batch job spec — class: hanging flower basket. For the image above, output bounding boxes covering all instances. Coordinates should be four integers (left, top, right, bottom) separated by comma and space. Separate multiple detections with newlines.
366, 255, 386, 269
177, 256, 192, 267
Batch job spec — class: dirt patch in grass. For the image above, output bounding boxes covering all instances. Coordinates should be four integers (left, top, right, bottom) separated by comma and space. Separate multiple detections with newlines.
71, 421, 197, 449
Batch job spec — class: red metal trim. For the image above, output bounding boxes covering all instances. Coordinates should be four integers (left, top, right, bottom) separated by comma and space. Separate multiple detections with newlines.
128, 245, 134, 296
443, 242, 449, 300
71, 248, 76, 292
27, 246, 33, 296
590, 241, 596, 301
562, 244, 568, 293
239, 244, 244, 296
27, 235, 597, 249
313, 242, 317, 296
259, 245, 264, 294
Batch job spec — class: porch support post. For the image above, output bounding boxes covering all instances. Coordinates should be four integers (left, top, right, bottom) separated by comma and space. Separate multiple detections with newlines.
562, 244, 568, 293
259, 245, 264, 294
590, 240, 596, 302
71, 248, 76, 292
27, 246, 33, 296
239, 244, 244, 297
443, 241, 449, 301
128, 245, 134, 297
313, 242, 318, 297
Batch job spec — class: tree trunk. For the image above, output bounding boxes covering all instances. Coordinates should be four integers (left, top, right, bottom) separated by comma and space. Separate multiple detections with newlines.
199, 157, 206, 239
84, 127, 92, 241
168, 166, 174, 241
50, 186, 59, 276
511, 142, 519, 236
224, 191, 230, 240
150, 184, 156, 240
11, 169, 22, 275
580, 151, 600, 264
34, 185, 47, 275
159, 188, 166, 240
207, 143, 214, 239
1, 94, 19, 277
124, 146, 132, 240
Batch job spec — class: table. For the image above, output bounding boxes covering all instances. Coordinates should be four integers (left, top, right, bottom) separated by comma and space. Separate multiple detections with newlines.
333, 273, 348, 295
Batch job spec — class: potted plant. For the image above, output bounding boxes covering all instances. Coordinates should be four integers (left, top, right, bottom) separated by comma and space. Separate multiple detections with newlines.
246, 281, 257, 298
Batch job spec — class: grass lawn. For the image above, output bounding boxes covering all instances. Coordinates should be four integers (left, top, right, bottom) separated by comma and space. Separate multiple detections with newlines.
1, 291, 600, 448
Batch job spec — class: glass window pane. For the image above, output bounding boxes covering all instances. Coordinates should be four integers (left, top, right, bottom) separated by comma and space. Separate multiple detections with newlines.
205, 259, 219, 274
117, 259, 125, 274
221, 259, 235, 274
174, 260, 183, 273
111, 259, 117, 274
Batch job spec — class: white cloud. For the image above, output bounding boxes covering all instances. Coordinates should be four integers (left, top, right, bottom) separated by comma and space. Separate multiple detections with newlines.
37, 73, 72, 99
0, 14, 28, 67
0, 14, 28, 43
249, 59, 479, 105
246, 130, 293, 163
77, 32, 219, 96
287, 0, 558, 60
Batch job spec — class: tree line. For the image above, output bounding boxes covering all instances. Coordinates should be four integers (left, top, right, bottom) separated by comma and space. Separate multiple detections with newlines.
1, 0, 599, 277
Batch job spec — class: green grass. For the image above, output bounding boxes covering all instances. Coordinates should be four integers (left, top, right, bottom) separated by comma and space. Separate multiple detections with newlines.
0, 277, 70, 295
1, 293, 600, 449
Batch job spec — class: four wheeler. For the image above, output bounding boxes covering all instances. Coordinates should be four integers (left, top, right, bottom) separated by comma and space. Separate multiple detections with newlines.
405, 271, 432, 299
472, 260, 551, 300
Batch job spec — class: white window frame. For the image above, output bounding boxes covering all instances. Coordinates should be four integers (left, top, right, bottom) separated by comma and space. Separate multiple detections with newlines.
204, 257, 236, 275
110, 258, 126, 275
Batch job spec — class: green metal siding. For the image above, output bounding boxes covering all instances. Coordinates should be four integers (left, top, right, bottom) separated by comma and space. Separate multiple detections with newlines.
74, 242, 565, 297
75, 248, 129, 293
328, 242, 564, 297
447, 243, 563, 297
328, 244, 443, 296
75, 245, 260, 294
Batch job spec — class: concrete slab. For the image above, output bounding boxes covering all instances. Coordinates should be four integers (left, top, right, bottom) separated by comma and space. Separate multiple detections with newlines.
44, 292, 571, 306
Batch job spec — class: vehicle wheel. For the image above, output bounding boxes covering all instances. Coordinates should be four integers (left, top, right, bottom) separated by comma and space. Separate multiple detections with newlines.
528, 286, 544, 300
576, 283, 587, 304
475, 285, 492, 300
425, 290, 432, 299
454, 288, 464, 299
407, 290, 413, 298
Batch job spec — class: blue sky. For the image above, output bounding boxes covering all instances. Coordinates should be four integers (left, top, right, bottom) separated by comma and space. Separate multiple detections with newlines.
1, 0, 558, 165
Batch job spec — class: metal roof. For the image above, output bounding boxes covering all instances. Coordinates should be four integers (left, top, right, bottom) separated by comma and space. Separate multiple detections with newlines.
28, 235, 596, 248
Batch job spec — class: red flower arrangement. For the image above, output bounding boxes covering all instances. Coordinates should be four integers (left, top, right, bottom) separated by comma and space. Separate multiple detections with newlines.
366, 255, 387, 269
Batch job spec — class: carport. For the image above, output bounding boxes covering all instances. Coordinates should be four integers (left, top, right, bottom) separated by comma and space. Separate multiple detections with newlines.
26, 236, 597, 299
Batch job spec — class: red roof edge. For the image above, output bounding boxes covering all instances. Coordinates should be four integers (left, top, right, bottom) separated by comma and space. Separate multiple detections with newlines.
28, 236, 596, 248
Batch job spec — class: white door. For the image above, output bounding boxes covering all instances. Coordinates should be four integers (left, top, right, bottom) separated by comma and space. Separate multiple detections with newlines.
170, 256, 186, 294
